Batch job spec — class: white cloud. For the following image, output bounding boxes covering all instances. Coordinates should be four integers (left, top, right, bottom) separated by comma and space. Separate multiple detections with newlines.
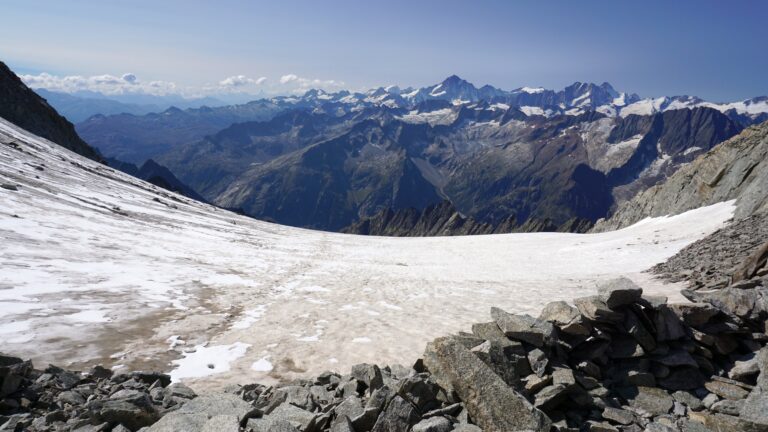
219, 75, 267, 88
279, 74, 299, 84
20, 72, 178, 96
278, 73, 345, 94
20, 71, 345, 99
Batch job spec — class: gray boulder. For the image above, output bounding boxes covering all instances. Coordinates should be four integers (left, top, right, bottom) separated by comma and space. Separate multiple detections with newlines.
574, 296, 623, 323
597, 278, 643, 308
411, 416, 453, 432
490, 307, 555, 347
371, 395, 420, 432
538, 301, 590, 335
423, 337, 551, 431
625, 386, 673, 416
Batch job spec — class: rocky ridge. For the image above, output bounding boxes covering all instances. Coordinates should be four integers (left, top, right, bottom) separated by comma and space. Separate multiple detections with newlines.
341, 201, 594, 236
3, 273, 767, 432
593, 121, 768, 232
0, 61, 101, 162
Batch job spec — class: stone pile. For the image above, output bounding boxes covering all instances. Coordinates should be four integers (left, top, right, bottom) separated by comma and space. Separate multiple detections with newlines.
2, 277, 768, 431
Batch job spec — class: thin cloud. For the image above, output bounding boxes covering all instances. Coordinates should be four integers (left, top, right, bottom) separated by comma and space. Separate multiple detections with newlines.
20, 71, 345, 98
20, 72, 178, 96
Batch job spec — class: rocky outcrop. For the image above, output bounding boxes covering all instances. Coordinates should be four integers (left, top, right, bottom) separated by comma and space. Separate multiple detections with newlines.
342, 201, 596, 237
594, 121, 768, 231
653, 211, 768, 290
341, 201, 518, 236
0, 61, 102, 162
3, 273, 768, 431
106, 158, 206, 202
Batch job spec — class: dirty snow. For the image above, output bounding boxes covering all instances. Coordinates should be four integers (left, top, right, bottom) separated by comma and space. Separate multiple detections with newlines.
0, 117, 736, 390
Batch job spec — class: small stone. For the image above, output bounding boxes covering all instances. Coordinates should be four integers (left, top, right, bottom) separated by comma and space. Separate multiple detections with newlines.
710, 399, 744, 416
704, 380, 750, 400
528, 348, 549, 377
524, 374, 552, 393
625, 386, 673, 416
588, 420, 619, 432
672, 391, 703, 411
552, 368, 576, 387
601, 407, 634, 425
702, 393, 719, 408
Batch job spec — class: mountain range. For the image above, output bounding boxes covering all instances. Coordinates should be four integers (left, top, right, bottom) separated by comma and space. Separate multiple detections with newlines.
30, 70, 768, 233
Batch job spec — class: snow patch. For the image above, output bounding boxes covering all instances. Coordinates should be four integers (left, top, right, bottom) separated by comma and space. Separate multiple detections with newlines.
170, 342, 250, 382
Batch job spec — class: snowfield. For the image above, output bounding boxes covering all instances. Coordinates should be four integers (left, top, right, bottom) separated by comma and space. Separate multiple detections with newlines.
0, 118, 736, 390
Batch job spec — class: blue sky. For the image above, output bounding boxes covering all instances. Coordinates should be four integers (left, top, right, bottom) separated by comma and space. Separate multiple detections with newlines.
2, 0, 766, 100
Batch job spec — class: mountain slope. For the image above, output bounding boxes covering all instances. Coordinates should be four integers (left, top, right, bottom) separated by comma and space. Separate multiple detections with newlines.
594, 120, 768, 231
0, 61, 101, 162
165, 104, 740, 232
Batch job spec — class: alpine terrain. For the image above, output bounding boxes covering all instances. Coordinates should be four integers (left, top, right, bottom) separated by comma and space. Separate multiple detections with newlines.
2, 3, 768, 430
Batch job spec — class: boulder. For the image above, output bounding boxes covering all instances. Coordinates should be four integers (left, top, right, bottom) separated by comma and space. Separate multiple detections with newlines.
350, 364, 384, 393
654, 305, 687, 341
396, 373, 443, 413
574, 296, 623, 323
710, 399, 743, 416
704, 380, 750, 400
149, 393, 256, 431
423, 337, 551, 431
371, 395, 420, 432
89, 390, 158, 430
729, 351, 761, 381
527, 348, 549, 377
669, 303, 720, 327
740, 388, 768, 430
490, 308, 555, 347
538, 301, 590, 335
597, 277, 643, 308
672, 391, 704, 411
601, 407, 634, 425
623, 309, 657, 352
533, 384, 569, 411
411, 416, 453, 432
200, 415, 240, 432
624, 386, 673, 416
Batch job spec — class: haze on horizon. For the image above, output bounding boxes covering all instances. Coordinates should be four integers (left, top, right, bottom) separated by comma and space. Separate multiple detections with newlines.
1, 0, 767, 101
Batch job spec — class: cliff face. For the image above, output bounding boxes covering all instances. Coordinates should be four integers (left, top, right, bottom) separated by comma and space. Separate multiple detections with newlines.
594, 121, 768, 232
0, 61, 102, 162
